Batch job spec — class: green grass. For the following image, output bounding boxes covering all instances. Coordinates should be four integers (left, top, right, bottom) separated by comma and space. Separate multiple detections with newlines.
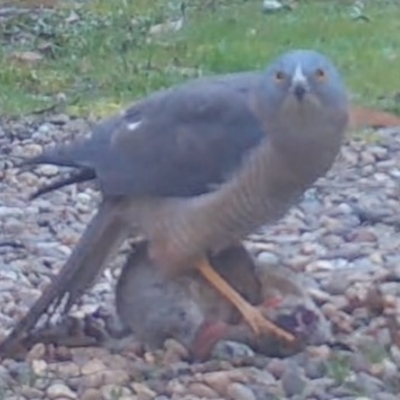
0, 0, 400, 117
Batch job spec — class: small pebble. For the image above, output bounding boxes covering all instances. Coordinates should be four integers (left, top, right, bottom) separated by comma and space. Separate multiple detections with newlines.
81, 388, 105, 400
227, 382, 257, 400
47, 383, 77, 399
281, 363, 307, 397
26, 343, 46, 361
187, 382, 219, 398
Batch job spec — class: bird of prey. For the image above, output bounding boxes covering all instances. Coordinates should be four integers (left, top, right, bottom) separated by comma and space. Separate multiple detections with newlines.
116, 240, 332, 361
0, 49, 349, 355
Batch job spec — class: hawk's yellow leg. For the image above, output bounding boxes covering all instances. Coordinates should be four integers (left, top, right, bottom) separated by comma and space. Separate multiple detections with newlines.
196, 257, 295, 342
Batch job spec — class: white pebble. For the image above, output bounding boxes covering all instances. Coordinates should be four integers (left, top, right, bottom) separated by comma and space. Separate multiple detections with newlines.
47, 383, 77, 399
31, 359, 48, 376
37, 165, 59, 177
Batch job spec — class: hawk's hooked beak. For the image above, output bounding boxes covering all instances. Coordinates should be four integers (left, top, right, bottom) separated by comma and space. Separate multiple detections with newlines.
290, 64, 309, 101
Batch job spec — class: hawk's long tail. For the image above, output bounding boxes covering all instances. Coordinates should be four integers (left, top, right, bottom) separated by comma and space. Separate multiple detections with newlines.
0, 198, 131, 358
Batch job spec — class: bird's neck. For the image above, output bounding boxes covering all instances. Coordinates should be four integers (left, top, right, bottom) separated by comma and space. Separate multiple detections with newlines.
251, 93, 346, 184
272, 133, 342, 185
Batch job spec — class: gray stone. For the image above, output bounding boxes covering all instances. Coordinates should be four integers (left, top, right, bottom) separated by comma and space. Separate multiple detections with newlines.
304, 358, 327, 379
227, 383, 256, 400
212, 340, 255, 360
281, 363, 307, 397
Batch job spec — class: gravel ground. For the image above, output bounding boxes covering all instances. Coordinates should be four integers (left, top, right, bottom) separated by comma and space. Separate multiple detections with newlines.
1, 113, 400, 400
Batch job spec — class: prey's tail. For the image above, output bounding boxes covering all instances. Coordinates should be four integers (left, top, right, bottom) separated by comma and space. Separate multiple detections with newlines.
0, 198, 131, 358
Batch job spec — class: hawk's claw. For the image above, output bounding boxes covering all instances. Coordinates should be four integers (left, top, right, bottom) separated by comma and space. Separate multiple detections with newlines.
244, 304, 295, 342
196, 257, 295, 343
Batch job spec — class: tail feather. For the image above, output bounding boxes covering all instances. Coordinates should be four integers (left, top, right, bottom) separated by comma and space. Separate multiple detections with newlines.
0, 198, 131, 358
21, 144, 84, 169
61, 199, 132, 312
18, 143, 96, 199
29, 169, 96, 200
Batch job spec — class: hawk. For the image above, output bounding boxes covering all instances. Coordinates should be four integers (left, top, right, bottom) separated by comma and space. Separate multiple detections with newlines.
0, 49, 349, 355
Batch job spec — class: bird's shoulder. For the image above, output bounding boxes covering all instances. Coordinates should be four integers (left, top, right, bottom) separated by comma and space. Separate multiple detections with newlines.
34, 71, 267, 198
123, 70, 262, 124
95, 73, 267, 196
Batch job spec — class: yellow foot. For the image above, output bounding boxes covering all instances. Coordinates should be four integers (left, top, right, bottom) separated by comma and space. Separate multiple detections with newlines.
244, 303, 295, 342
196, 257, 295, 343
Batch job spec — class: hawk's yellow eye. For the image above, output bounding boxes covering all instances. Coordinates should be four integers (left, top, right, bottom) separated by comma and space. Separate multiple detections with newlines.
274, 71, 285, 83
315, 68, 326, 81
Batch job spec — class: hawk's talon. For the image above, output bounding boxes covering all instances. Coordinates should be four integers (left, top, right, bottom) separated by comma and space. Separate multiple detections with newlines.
196, 257, 295, 343
244, 304, 295, 342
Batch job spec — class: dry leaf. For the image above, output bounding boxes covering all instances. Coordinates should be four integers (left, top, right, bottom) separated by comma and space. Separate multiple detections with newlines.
349, 105, 400, 129
8, 51, 43, 67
